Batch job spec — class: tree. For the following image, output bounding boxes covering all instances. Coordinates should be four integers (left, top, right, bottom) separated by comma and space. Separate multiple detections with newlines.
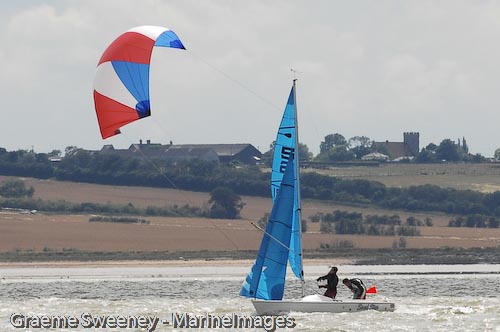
48, 150, 62, 158
320, 133, 346, 153
436, 139, 460, 161
317, 134, 355, 162
494, 148, 500, 161
298, 143, 313, 162
316, 146, 355, 162
208, 187, 245, 219
462, 137, 469, 153
0, 179, 34, 198
469, 153, 486, 163
348, 136, 372, 159
415, 148, 437, 163
425, 143, 438, 152
335, 219, 363, 234
64, 146, 80, 157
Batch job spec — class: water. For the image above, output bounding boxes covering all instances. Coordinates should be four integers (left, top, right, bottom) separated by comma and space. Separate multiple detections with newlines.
1, 264, 499, 331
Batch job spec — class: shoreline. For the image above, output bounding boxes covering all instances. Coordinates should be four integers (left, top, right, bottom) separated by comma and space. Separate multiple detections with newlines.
1, 247, 500, 268
1, 259, 498, 281
0, 258, 353, 269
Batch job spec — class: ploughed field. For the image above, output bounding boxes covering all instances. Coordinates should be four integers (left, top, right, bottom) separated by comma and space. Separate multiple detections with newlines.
1, 164, 500, 255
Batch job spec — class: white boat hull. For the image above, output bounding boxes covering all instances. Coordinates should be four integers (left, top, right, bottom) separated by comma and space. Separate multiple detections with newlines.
252, 295, 395, 315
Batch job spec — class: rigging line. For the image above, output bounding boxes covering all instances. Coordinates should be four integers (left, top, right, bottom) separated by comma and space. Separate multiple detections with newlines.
250, 221, 297, 255
113, 132, 241, 251
186, 49, 281, 111
308, 281, 325, 296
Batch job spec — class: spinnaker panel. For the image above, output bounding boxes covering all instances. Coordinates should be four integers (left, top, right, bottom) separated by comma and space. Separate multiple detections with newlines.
93, 26, 185, 139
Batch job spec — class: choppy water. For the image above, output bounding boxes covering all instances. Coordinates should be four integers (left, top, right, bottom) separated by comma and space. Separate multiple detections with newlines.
1, 264, 499, 332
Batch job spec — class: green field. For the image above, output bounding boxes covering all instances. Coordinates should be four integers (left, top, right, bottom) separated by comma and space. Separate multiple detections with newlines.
304, 163, 500, 193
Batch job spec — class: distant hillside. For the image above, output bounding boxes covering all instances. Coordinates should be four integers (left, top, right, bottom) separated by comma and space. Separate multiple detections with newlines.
1, 148, 500, 218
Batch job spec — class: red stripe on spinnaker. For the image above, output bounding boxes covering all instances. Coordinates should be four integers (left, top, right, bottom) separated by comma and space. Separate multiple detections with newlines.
94, 90, 139, 139
98, 32, 155, 65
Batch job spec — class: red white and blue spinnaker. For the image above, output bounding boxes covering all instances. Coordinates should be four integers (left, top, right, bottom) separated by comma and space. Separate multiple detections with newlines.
93, 26, 185, 139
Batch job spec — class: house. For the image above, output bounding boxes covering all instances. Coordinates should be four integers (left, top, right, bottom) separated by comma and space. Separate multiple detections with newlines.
361, 152, 390, 161
372, 132, 419, 160
163, 145, 219, 162
98, 140, 262, 165
177, 144, 262, 165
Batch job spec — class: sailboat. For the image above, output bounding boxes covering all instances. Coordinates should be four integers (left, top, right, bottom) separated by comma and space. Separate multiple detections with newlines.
240, 80, 395, 315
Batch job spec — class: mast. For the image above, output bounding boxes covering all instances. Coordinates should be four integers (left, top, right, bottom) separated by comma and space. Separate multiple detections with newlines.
292, 78, 305, 297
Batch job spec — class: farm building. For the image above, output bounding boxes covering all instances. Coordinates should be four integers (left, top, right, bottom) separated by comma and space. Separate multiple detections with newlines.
99, 140, 262, 165
372, 132, 419, 160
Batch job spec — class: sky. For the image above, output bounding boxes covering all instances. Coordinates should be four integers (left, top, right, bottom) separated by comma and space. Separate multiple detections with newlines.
1, 1, 500, 157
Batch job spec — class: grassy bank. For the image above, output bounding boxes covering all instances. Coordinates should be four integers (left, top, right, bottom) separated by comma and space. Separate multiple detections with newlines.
1, 247, 499, 265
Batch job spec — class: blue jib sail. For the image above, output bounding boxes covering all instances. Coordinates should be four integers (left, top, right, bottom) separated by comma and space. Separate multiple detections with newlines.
240, 158, 295, 300
271, 85, 303, 279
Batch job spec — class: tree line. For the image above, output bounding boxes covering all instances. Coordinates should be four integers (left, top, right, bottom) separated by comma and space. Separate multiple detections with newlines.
448, 214, 500, 228
1, 147, 500, 218
260, 134, 490, 163
312, 210, 422, 236
0, 178, 243, 219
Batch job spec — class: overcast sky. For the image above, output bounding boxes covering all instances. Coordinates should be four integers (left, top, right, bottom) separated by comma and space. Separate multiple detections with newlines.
2, 1, 500, 157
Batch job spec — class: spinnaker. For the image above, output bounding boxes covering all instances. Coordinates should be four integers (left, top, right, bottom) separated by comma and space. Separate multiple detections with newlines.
93, 26, 185, 139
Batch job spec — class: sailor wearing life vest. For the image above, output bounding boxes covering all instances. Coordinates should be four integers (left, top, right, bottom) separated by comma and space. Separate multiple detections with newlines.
316, 266, 339, 299
342, 278, 366, 299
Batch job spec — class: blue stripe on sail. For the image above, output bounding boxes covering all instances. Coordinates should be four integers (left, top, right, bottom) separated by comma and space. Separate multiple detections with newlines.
112, 61, 151, 118
240, 158, 295, 300
155, 30, 186, 49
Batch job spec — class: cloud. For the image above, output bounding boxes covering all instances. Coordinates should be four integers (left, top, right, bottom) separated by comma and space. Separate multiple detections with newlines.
1, 1, 500, 156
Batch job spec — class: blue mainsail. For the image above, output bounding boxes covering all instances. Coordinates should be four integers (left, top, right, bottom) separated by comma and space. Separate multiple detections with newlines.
271, 84, 303, 280
240, 158, 295, 300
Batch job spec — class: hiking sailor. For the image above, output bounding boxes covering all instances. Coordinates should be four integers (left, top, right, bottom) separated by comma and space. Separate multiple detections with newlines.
342, 278, 366, 299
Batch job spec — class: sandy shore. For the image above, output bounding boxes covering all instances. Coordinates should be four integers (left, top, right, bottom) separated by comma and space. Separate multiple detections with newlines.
0, 258, 353, 269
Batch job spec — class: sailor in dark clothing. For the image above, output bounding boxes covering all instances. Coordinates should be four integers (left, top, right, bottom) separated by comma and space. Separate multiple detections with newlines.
342, 278, 366, 299
316, 266, 339, 299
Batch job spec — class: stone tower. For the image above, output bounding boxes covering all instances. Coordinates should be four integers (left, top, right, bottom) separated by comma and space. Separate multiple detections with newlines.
403, 132, 419, 156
